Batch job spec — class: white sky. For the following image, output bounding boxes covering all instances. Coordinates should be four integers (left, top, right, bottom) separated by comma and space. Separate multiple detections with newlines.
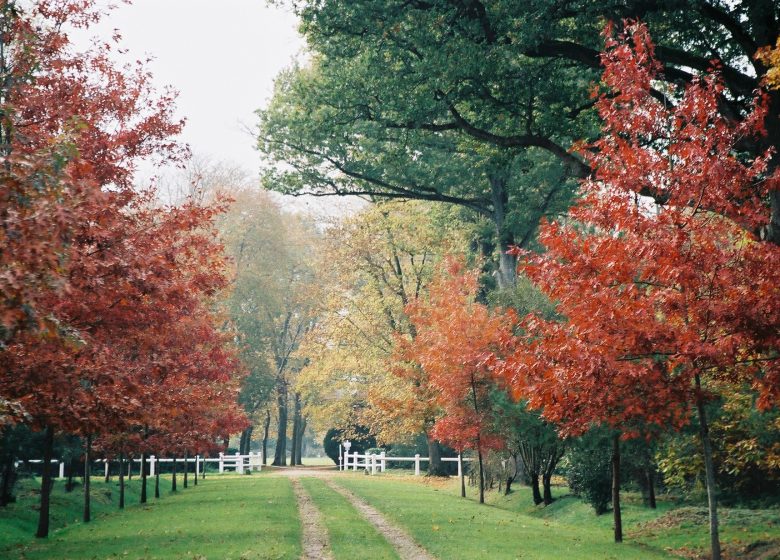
85, 0, 303, 171
73, 0, 363, 217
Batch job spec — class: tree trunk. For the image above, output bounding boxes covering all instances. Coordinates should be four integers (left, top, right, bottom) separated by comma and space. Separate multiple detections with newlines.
118, 452, 125, 509
489, 170, 517, 289
154, 467, 160, 499
171, 455, 177, 492
542, 473, 554, 505
295, 418, 306, 465
426, 434, 448, 476
459, 452, 466, 498
646, 467, 656, 509
239, 426, 254, 456
273, 386, 288, 466
696, 375, 721, 560
66, 458, 76, 492
83, 435, 91, 523
104, 459, 110, 483
35, 425, 54, 538
290, 395, 300, 467
531, 472, 543, 505
127, 455, 132, 480
477, 447, 485, 504
612, 433, 623, 543
262, 409, 271, 465
140, 452, 147, 504
183, 450, 189, 488
0, 453, 17, 506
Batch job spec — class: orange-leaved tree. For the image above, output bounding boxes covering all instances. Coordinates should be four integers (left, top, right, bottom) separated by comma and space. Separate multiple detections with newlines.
403, 258, 515, 503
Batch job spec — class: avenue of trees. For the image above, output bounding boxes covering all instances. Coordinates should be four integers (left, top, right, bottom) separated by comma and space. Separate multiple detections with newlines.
2, 2, 780, 560
258, 3, 780, 559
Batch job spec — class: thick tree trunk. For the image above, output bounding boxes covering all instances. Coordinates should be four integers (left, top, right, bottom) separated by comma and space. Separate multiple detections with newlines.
295, 418, 306, 465
531, 473, 543, 505
83, 435, 91, 523
35, 425, 54, 538
290, 395, 300, 467
612, 433, 623, 543
140, 452, 147, 504
183, 450, 189, 488
118, 452, 125, 509
239, 426, 253, 456
273, 387, 288, 466
542, 473, 554, 505
696, 375, 721, 560
489, 171, 517, 289
171, 455, 177, 492
426, 434, 448, 476
262, 409, 270, 465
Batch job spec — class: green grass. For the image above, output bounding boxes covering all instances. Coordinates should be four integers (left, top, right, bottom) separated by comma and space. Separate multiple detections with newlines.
2, 474, 300, 560
336, 475, 673, 559
3, 472, 778, 559
299, 477, 399, 560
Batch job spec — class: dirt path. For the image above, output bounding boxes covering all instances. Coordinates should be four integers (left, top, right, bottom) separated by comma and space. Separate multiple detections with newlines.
291, 478, 334, 560
323, 479, 436, 560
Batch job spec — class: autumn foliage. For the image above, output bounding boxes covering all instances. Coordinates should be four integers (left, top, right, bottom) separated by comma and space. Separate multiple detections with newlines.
502, 21, 779, 435
0, 0, 246, 537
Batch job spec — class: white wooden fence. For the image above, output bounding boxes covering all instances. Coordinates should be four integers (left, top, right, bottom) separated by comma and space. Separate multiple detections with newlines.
18, 451, 265, 478
339, 451, 472, 476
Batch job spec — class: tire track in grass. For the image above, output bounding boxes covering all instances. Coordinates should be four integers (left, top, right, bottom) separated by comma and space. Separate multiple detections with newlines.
300, 477, 400, 560
292, 478, 334, 560
324, 479, 436, 560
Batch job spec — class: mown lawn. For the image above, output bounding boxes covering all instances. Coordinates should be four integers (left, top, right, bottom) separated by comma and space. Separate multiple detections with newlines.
1, 474, 300, 560
299, 477, 399, 560
336, 475, 675, 559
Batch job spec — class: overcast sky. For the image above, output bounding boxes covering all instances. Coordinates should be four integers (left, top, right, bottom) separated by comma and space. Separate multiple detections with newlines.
84, 0, 303, 172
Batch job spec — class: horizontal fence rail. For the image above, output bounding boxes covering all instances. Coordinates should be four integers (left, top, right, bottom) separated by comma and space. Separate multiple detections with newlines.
17, 451, 265, 479
339, 451, 473, 476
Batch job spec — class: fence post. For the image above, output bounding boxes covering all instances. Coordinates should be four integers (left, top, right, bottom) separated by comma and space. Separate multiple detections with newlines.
353, 451, 359, 472
457, 453, 462, 478
195, 455, 200, 478
236, 452, 243, 474
414, 453, 420, 476
150, 455, 156, 477
219, 452, 224, 474
371, 454, 377, 475
380, 451, 386, 473
104, 459, 109, 479
58, 460, 65, 479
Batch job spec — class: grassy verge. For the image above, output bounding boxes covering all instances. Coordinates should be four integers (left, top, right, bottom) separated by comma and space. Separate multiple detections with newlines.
336, 475, 672, 559
1, 474, 300, 560
299, 477, 399, 560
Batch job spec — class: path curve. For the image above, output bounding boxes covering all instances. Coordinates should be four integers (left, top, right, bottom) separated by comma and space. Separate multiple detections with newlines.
324, 479, 436, 560
291, 478, 334, 560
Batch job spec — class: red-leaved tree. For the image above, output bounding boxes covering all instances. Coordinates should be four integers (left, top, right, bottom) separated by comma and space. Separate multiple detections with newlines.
501, 22, 780, 557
